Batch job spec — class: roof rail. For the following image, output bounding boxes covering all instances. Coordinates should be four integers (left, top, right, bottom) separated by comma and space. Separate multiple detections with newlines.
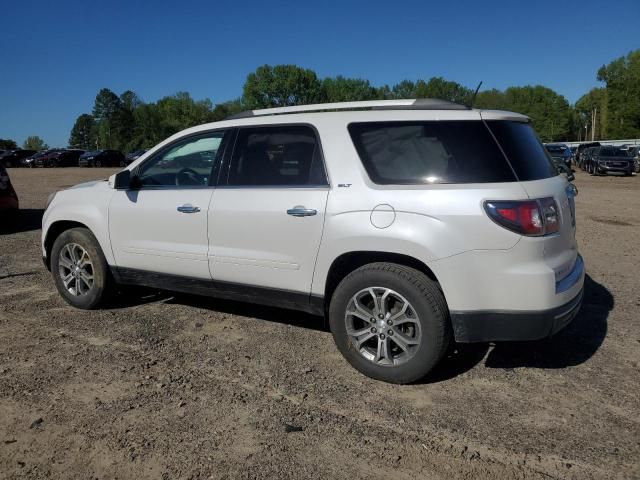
226, 98, 469, 119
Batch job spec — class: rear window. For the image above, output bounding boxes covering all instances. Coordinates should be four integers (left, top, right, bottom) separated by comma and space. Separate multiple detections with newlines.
348, 121, 516, 184
486, 121, 556, 181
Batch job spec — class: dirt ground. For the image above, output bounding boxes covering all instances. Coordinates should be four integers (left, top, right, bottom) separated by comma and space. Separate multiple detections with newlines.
0, 167, 638, 479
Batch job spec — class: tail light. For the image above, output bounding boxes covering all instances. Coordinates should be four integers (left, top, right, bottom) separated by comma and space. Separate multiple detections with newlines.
484, 197, 560, 236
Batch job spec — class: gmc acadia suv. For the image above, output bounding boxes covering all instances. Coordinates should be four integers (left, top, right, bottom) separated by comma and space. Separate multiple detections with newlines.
42, 99, 584, 384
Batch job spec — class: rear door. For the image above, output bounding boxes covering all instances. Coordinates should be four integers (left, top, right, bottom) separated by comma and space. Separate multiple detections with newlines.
209, 124, 329, 293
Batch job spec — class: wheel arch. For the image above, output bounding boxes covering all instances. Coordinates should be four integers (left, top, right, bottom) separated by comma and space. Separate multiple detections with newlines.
43, 220, 92, 270
323, 251, 443, 313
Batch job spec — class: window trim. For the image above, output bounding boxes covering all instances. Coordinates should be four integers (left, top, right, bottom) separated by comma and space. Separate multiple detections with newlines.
218, 122, 330, 189
132, 128, 232, 190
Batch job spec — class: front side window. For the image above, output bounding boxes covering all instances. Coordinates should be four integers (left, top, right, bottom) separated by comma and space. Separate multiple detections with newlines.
227, 125, 327, 186
137, 131, 227, 187
348, 121, 516, 184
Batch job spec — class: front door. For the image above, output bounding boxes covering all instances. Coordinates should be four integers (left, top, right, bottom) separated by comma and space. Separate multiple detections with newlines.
209, 125, 329, 293
109, 130, 230, 279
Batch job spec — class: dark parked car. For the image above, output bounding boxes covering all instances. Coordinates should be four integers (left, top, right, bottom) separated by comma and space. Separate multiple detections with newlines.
0, 163, 19, 216
0, 149, 37, 168
625, 146, 640, 173
78, 150, 126, 167
37, 149, 86, 167
585, 146, 634, 176
33, 149, 66, 167
544, 143, 572, 168
576, 142, 600, 170
125, 149, 148, 165
23, 150, 53, 168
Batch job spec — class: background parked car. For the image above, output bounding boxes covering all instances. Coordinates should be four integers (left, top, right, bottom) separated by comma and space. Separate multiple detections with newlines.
576, 142, 601, 169
39, 149, 86, 167
586, 146, 634, 176
23, 150, 52, 168
627, 146, 640, 173
78, 150, 126, 167
125, 149, 148, 165
581, 147, 597, 172
0, 163, 19, 216
33, 149, 66, 167
0, 149, 37, 168
544, 143, 572, 168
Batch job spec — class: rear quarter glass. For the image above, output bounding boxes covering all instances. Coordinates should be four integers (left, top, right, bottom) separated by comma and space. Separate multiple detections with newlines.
348, 121, 516, 184
485, 121, 557, 181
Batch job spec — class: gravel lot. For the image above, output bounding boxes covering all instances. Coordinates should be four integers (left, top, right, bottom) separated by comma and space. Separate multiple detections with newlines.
0, 167, 638, 479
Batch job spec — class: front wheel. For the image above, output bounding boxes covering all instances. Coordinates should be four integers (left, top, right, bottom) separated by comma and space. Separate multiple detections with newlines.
51, 227, 113, 309
329, 263, 450, 384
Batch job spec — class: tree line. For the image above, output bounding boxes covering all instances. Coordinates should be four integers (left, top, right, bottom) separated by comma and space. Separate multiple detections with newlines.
3, 49, 637, 153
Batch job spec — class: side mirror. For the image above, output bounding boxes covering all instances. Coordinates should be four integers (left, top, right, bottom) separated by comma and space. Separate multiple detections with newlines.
558, 163, 575, 182
114, 169, 131, 190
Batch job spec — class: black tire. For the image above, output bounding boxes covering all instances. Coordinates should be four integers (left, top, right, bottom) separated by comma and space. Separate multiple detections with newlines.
329, 262, 450, 384
95, 159, 102, 168
51, 227, 113, 309
119, 160, 126, 167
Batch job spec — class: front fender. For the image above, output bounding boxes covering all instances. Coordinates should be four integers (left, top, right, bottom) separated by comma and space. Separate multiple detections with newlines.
42, 182, 116, 265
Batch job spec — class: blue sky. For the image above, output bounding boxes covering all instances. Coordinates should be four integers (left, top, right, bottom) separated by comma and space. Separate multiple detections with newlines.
1, 0, 638, 148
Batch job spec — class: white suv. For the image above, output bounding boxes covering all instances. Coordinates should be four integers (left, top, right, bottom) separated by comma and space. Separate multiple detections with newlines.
42, 99, 584, 383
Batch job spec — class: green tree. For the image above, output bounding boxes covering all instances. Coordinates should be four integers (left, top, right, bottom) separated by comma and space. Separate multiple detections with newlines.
596, 50, 640, 138
414, 77, 473, 104
92, 88, 122, 122
474, 89, 507, 109
390, 80, 417, 99
501, 86, 571, 142
243, 64, 325, 108
111, 90, 141, 151
322, 76, 379, 102
91, 88, 122, 149
575, 88, 607, 140
68, 114, 97, 149
23, 136, 48, 150
211, 99, 245, 121
130, 103, 163, 149
0, 139, 18, 150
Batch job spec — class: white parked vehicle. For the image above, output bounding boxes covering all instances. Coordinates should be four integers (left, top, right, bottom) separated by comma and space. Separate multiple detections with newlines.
42, 99, 584, 383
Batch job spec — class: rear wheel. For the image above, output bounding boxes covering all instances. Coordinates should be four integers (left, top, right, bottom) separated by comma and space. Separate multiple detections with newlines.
51, 228, 113, 309
329, 263, 450, 384
95, 159, 102, 168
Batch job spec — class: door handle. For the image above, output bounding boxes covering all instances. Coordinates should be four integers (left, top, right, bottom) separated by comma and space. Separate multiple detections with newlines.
287, 206, 317, 217
177, 204, 201, 214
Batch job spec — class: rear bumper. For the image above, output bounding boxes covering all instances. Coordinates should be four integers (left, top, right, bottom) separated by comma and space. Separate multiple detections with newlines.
451, 287, 583, 343
450, 254, 585, 343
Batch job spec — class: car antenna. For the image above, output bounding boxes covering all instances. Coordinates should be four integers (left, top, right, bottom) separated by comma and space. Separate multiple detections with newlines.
469, 81, 483, 108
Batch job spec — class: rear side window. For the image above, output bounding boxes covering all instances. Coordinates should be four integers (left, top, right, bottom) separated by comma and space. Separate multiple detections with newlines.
485, 121, 556, 181
228, 125, 327, 186
348, 121, 516, 184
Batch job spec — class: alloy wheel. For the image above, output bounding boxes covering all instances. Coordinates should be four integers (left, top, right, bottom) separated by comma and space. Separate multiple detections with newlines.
58, 243, 94, 296
344, 287, 422, 366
